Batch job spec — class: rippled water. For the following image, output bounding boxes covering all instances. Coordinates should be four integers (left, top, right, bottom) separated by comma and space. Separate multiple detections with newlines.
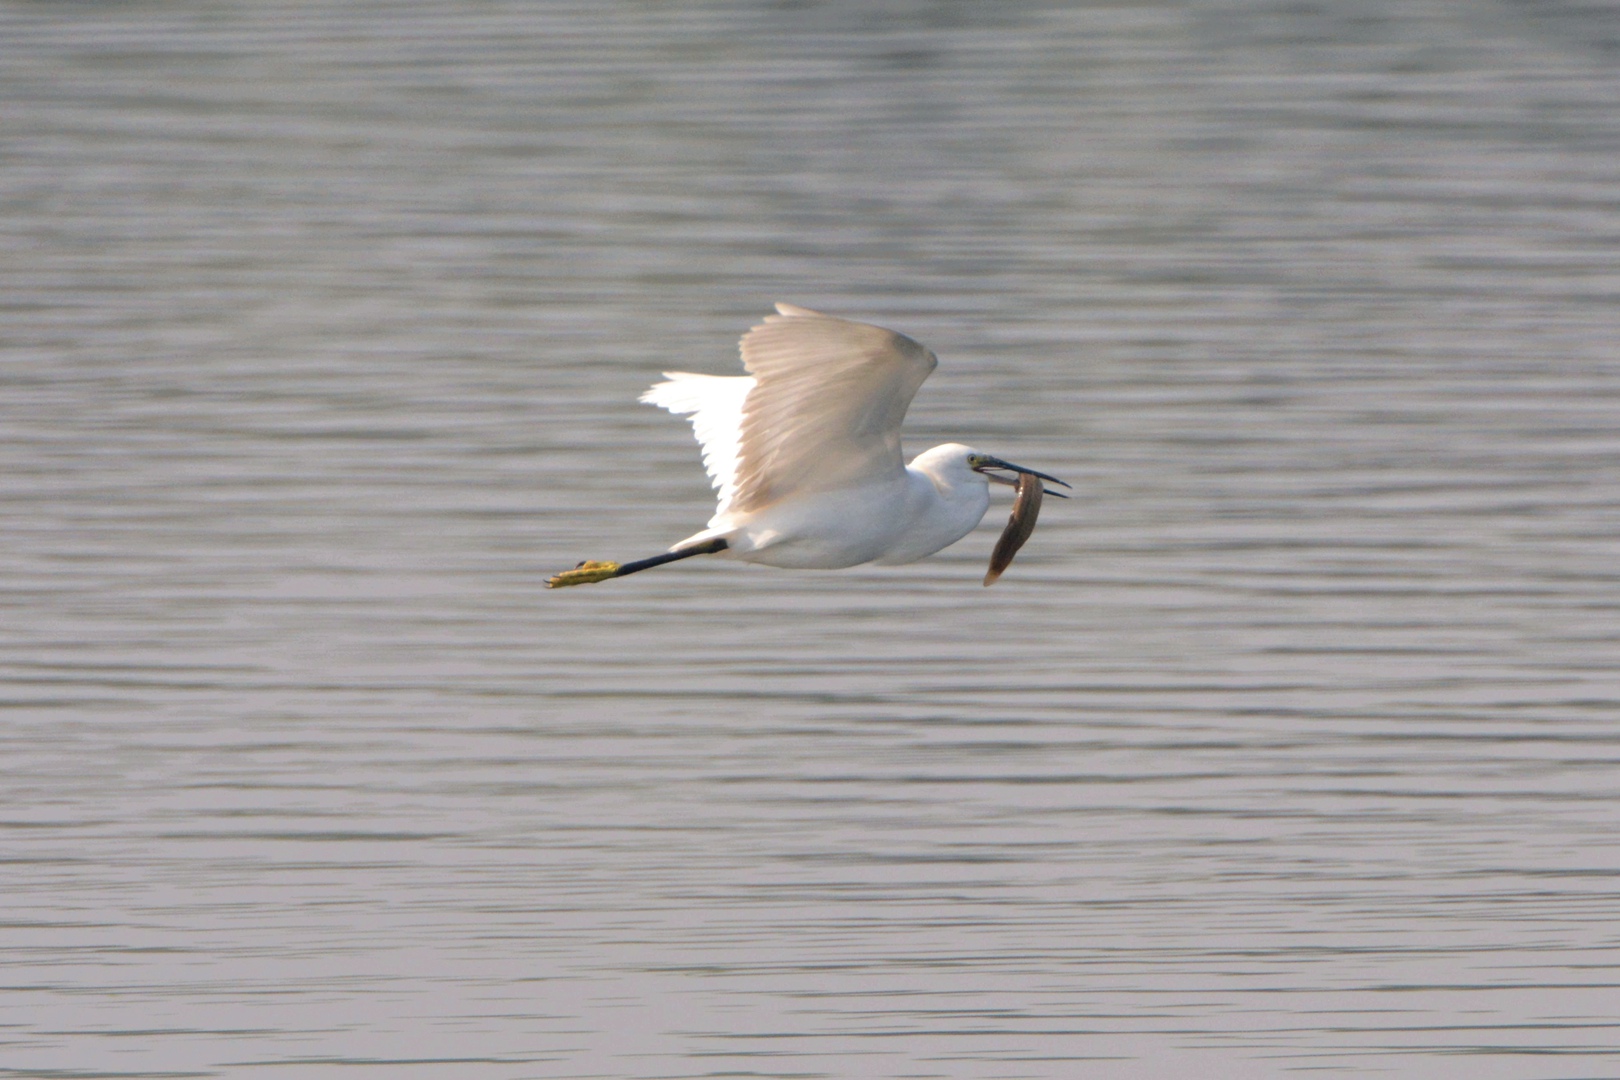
4, 2, 1619, 1077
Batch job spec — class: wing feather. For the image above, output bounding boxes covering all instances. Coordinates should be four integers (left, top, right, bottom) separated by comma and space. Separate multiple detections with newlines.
640, 372, 755, 518
729, 303, 937, 512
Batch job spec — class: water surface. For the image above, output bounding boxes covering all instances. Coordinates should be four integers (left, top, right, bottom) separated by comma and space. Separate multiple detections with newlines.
3, 2, 1619, 1077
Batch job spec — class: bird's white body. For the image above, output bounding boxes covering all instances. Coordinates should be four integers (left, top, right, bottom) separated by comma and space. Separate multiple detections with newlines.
664, 441, 993, 569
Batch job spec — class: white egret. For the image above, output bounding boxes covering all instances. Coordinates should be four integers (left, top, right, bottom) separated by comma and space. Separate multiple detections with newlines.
547, 303, 1067, 588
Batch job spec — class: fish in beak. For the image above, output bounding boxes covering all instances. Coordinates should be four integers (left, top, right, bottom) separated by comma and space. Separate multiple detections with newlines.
984, 470, 1045, 586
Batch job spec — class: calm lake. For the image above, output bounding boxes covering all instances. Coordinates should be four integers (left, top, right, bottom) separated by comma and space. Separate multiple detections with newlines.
3, 1, 1618, 1077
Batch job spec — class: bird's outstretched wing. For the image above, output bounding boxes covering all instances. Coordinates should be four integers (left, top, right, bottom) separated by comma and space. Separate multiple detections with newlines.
728, 302, 937, 513
640, 371, 755, 519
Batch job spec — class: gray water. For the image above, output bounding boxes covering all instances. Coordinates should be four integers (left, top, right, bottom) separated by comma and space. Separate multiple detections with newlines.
4, 2, 1619, 1077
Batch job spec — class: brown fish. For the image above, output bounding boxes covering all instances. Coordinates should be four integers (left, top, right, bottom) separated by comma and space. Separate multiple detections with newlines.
983, 471, 1044, 586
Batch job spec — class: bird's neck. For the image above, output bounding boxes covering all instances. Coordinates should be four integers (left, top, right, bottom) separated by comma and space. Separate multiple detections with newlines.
871, 465, 990, 565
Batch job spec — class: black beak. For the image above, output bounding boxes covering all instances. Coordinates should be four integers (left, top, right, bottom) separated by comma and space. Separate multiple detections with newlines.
973, 456, 1072, 498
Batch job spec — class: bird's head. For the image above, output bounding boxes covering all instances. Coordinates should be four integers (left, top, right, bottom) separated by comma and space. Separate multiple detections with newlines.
966, 450, 1071, 497
909, 444, 1071, 497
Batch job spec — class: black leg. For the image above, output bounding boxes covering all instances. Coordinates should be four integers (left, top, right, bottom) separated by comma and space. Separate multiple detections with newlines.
547, 538, 728, 588
612, 537, 728, 578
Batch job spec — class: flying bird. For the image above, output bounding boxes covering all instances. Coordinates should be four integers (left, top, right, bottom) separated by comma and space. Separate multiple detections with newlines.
548, 303, 1067, 588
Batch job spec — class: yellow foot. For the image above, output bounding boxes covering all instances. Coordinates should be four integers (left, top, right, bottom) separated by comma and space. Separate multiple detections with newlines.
546, 560, 622, 588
